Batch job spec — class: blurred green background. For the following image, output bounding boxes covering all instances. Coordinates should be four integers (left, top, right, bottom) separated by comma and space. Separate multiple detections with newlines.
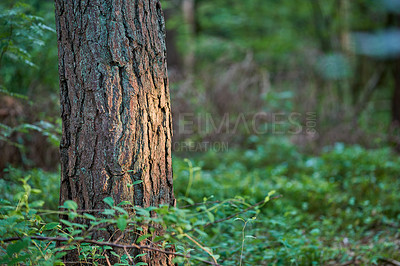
0, 0, 400, 265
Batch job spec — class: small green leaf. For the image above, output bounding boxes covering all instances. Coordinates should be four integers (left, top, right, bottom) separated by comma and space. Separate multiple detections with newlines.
60, 219, 73, 227
62, 200, 77, 211
264, 190, 276, 203
31, 189, 42, 194
68, 211, 78, 220
110, 251, 120, 258
114, 206, 128, 215
102, 209, 116, 216
43, 222, 60, 231
207, 211, 215, 223
103, 197, 114, 207
117, 216, 127, 231
30, 200, 44, 207
71, 229, 82, 236
136, 234, 152, 243
117, 201, 133, 206
83, 213, 97, 221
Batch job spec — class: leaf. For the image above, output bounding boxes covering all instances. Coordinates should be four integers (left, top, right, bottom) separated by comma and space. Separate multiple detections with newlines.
207, 211, 215, 223
103, 197, 114, 207
30, 200, 44, 207
113, 206, 128, 215
136, 234, 152, 243
68, 211, 78, 220
117, 216, 127, 231
71, 229, 82, 236
264, 190, 276, 203
135, 263, 148, 266
110, 251, 120, 258
6, 238, 29, 256
62, 200, 77, 211
153, 236, 164, 242
31, 189, 42, 194
127, 180, 143, 188
83, 213, 97, 221
60, 219, 73, 227
42, 222, 60, 231
102, 209, 116, 216
117, 201, 133, 206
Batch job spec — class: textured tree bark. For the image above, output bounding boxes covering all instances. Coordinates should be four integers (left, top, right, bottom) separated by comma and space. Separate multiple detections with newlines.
55, 0, 175, 264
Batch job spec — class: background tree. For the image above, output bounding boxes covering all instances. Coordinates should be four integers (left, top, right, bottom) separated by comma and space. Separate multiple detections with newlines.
54, 0, 175, 264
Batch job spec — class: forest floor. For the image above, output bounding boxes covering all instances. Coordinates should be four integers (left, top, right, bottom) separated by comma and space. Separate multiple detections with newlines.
1, 137, 399, 265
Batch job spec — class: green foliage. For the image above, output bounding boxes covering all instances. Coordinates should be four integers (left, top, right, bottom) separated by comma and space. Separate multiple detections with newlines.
0, 120, 61, 149
0, 168, 275, 265
172, 138, 400, 264
0, 1, 57, 95
2, 139, 399, 265
1, 167, 60, 211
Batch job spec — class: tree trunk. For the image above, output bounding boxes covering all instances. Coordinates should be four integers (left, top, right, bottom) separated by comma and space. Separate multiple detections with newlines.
55, 0, 175, 264
392, 59, 400, 152
389, 13, 400, 152
182, 0, 196, 77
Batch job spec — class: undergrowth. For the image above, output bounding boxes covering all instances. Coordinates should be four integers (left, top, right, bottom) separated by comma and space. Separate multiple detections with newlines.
1, 137, 400, 265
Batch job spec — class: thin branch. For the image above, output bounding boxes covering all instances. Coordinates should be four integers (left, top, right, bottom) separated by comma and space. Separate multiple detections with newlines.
202, 195, 282, 229
352, 67, 385, 121
179, 200, 223, 209
104, 254, 112, 266
0, 236, 220, 266
123, 247, 133, 264
183, 233, 218, 265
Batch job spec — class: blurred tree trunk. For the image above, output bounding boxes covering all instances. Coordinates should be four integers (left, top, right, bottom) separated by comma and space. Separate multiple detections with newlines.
392, 57, 400, 152
55, 0, 175, 264
165, 7, 183, 81
339, 0, 351, 53
389, 13, 400, 151
182, 0, 196, 76
309, 0, 330, 52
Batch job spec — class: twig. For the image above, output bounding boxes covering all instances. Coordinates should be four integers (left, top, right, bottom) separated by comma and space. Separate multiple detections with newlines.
104, 254, 112, 266
202, 195, 282, 229
1, 236, 219, 265
352, 67, 385, 121
123, 247, 133, 264
179, 200, 223, 209
183, 233, 218, 265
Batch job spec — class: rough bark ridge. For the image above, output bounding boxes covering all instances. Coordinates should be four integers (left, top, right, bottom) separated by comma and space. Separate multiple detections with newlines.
55, 0, 175, 264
